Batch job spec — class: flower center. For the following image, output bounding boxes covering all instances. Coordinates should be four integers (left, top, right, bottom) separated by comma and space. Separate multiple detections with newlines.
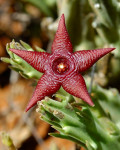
52, 58, 69, 75
57, 62, 68, 73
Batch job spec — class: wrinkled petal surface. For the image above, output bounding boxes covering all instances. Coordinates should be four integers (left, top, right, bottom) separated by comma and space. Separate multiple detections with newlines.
9, 49, 50, 73
9, 14, 116, 111
73, 48, 115, 72
51, 14, 73, 54
62, 73, 94, 106
26, 74, 61, 111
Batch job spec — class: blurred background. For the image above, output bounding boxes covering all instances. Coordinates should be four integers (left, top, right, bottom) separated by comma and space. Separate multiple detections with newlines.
0, 0, 120, 150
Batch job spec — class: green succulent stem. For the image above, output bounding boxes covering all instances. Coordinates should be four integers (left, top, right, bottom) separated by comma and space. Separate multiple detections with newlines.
36, 77, 120, 150
88, 0, 120, 48
37, 94, 120, 150
1, 40, 43, 80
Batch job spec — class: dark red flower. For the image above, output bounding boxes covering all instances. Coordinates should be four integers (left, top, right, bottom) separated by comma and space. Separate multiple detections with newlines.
9, 14, 115, 112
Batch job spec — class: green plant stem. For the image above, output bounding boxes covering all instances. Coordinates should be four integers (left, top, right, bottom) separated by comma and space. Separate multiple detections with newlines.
37, 97, 120, 150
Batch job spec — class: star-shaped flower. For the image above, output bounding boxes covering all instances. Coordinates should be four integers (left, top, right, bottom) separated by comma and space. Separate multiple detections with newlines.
9, 14, 115, 112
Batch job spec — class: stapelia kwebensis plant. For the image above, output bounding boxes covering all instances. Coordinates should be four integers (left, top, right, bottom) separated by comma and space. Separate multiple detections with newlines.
3, 14, 120, 150
8, 14, 115, 111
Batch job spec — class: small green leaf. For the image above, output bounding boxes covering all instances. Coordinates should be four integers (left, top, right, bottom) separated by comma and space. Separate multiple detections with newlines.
1, 57, 10, 63
20, 40, 34, 51
35, 45, 46, 52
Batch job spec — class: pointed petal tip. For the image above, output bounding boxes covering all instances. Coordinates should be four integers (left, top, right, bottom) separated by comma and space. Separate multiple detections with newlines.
9, 48, 15, 52
25, 101, 36, 112
25, 107, 29, 112
25, 100, 36, 112
111, 48, 116, 51
59, 13, 65, 25
9, 48, 25, 52
103, 47, 116, 52
87, 99, 94, 107
9, 48, 20, 54
51, 13, 73, 53
9, 48, 26, 58
60, 14, 65, 19
25, 106, 29, 112
90, 102, 95, 107
108, 47, 116, 51
112, 48, 116, 50
25, 103, 35, 112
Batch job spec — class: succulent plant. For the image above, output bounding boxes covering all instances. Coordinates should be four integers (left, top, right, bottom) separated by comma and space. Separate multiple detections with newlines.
1, 40, 43, 80
1, 4, 120, 149
7, 15, 114, 112
36, 79, 120, 150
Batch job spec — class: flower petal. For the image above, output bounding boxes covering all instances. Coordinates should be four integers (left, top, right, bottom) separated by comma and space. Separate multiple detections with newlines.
73, 48, 115, 72
9, 49, 50, 73
51, 14, 73, 53
62, 73, 94, 106
25, 74, 61, 111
